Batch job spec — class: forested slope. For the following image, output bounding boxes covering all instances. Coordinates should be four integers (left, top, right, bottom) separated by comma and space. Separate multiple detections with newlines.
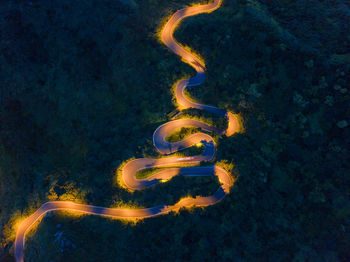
1, 0, 349, 261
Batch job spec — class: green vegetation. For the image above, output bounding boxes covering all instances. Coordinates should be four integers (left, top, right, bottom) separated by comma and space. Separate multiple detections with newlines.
1, 0, 349, 261
173, 144, 205, 157
166, 127, 201, 142
135, 168, 165, 179
331, 53, 350, 64
175, 108, 228, 130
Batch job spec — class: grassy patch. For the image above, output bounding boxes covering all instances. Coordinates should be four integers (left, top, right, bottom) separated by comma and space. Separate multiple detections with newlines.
173, 144, 205, 157
166, 127, 201, 142
136, 168, 166, 179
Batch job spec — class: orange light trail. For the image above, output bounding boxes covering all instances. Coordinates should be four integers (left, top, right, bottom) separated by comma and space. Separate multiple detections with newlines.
13, 1, 240, 261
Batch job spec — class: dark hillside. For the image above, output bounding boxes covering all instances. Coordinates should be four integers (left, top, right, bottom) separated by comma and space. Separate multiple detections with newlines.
1, 0, 349, 261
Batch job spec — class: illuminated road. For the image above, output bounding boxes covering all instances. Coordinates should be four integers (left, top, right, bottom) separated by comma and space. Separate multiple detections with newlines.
14, 1, 240, 261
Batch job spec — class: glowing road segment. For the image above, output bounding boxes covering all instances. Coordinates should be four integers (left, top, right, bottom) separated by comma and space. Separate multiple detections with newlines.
14, 1, 239, 261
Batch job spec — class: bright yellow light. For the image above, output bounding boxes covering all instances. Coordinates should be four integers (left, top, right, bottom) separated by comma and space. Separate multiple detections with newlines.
226, 112, 244, 137
13, 2, 234, 262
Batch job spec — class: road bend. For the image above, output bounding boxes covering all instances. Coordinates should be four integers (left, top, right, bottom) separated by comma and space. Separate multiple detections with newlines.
14, 1, 240, 261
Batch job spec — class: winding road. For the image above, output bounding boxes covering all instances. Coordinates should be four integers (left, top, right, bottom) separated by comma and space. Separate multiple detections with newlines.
14, 1, 240, 261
